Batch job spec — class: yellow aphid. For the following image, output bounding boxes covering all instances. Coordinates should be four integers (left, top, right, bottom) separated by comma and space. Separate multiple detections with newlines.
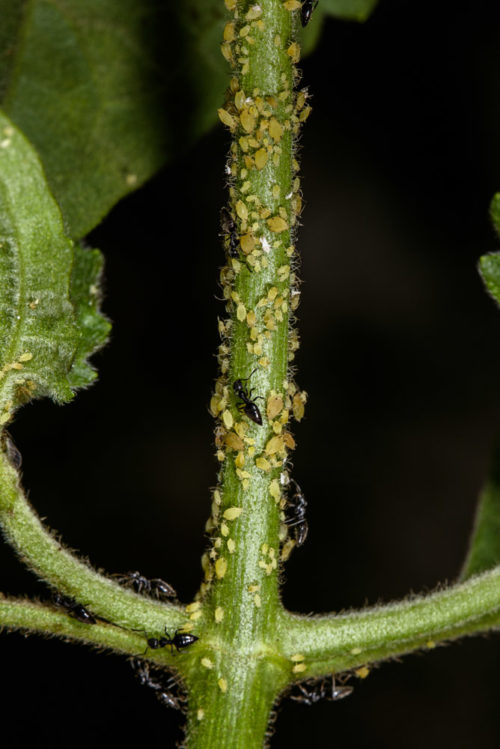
227, 538, 236, 553
240, 233, 256, 254
215, 607, 225, 623
215, 558, 228, 579
299, 106, 312, 122
283, 0, 301, 9
269, 479, 280, 502
239, 136, 249, 152
256, 456, 271, 472
246, 4, 263, 20
222, 409, 234, 429
267, 216, 288, 233
246, 310, 256, 326
236, 303, 247, 322
248, 584, 260, 593
189, 610, 202, 621
186, 601, 201, 613
351, 647, 362, 655
287, 42, 300, 64
355, 666, 370, 679
234, 451, 245, 468
292, 662, 307, 674
240, 109, 257, 133
224, 432, 244, 451
281, 538, 296, 561
292, 393, 305, 421
18, 352, 33, 362
254, 594, 262, 607
272, 184, 281, 199
218, 108, 236, 130
197, 709, 205, 721
267, 394, 283, 420
269, 117, 284, 142
201, 657, 214, 669
218, 678, 228, 693
224, 21, 236, 41
234, 90, 246, 110
235, 199, 248, 221
265, 435, 284, 457
426, 641, 436, 649
290, 653, 305, 662
223, 507, 243, 521
254, 148, 268, 169
224, 0, 236, 9
239, 24, 251, 38
296, 90, 307, 111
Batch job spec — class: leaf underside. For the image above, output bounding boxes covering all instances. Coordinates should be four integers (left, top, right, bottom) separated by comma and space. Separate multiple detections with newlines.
0, 110, 109, 424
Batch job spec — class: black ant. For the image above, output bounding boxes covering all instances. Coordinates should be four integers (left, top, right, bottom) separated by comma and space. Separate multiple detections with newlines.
220, 206, 240, 260
286, 479, 309, 546
112, 570, 177, 601
233, 369, 264, 425
146, 627, 199, 653
131, 659, 184, 711
290, 676, 353, 705
301, 0, 319, 26
53, 593, 96, 625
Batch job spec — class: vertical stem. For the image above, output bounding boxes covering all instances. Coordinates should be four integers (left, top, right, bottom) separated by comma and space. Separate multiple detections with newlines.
187, 0, 304, 744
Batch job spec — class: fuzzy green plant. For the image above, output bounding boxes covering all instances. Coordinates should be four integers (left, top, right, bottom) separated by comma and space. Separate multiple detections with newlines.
0, 1, 499, 747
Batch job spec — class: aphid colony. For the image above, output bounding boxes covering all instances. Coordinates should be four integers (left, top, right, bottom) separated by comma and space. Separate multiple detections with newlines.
204, 1, 314, 593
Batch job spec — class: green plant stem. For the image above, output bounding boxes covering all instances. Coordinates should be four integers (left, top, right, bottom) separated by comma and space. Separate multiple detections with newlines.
280, 566, 500, 676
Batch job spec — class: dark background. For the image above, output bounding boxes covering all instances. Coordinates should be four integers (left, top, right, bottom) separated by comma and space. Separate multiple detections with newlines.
1, 0, 500, 746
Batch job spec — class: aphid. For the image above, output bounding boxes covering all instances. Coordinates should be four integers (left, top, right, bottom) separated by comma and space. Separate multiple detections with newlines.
2, 432, 22, 470
147, 627, 199, 653
301, 0, 319, 27
233, 369, 264, 426
286, 479, 309, 546
290, 676, 353, 705
131, 659, 184, 710
53, 593, 96, 625
112, 570, 177, 601
220, 206, 240, 259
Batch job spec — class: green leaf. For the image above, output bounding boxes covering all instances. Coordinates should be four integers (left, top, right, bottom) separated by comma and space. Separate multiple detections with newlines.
0, 110, 109, 426
479, 252, 500, 307
489, 192, 500, 238
461, 480, 500, 579
321, 0, 379, 22
0, 0, 228, 240
68, 244, 111, 389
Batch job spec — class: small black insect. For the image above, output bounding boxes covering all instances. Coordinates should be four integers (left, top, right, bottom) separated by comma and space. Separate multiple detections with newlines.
147, 627, 199, 654
290, 676, 353, 705
301, 0, 319, 27
131, 659, 184, 710
233, 369, 264, 426
113, 570, 177, 601
53, 593, 96, 625
286, 479, 309, 546
220, 206, 240, 259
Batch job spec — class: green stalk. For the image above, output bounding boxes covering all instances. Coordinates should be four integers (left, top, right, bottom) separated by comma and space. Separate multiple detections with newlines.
185, 0, 305, 744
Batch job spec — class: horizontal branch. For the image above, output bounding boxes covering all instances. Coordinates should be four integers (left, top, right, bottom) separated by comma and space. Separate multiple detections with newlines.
279, 566, 500, 677
0, 450, 185, 635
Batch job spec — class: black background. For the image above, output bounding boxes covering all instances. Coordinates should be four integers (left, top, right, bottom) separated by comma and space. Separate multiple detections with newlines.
1, 1, 500, 746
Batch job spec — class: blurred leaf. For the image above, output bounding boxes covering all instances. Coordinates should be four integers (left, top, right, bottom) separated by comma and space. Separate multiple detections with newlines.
0, 111, 109, 426
479, 252, 500, 306
461, 481, 500, 579
0, 0, 228, 239
489, 192, 500, 238
321, 0, 379, 22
